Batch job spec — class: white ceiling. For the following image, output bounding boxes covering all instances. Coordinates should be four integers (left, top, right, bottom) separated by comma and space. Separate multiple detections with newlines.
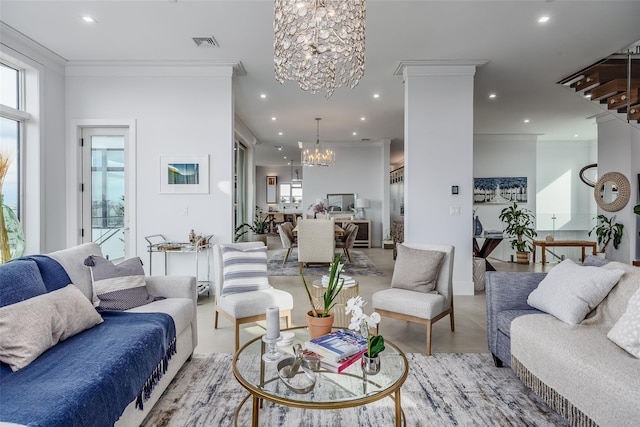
2, 1, 639, 167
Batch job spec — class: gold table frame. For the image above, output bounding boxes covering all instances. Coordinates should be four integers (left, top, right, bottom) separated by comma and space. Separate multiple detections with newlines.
232, 327, 408, 426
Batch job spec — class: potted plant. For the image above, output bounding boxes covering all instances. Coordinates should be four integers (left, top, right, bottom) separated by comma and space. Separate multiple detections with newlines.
589, 214, 624, 254
345, 296, 385, 375
234, 206, 270, 244
499, 202, 538, 264
300, 254, 345, 338
635, 205, 640, 237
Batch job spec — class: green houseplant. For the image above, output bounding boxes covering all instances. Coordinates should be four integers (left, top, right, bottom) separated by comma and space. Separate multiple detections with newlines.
300, 254, 345, 338
589, 214, 624, 253
635, 205, 640, 237
234, 206, 270, 243
498, 202, 538, 264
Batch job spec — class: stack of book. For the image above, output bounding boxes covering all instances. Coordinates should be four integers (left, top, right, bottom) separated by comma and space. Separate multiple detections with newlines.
484, 230, 504, 238
320, 275, 357, 287
303, 329, 367, 373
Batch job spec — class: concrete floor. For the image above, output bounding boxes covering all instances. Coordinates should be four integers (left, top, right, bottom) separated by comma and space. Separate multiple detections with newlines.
194, 236, 554, 355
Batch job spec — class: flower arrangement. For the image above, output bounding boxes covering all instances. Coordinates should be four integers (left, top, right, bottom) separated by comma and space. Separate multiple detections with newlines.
345, 296, 385, 358
308, 200, 327, 218
300, 254, 345, 318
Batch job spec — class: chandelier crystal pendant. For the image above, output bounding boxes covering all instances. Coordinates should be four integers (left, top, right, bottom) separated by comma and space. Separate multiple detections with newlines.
301, 118, 335, 167
274, 0, 366, 97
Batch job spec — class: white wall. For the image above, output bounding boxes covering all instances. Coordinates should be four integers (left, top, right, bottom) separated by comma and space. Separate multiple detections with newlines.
65, 63, 235, 276
596, 114, 640, 263
302, 143, 387, 247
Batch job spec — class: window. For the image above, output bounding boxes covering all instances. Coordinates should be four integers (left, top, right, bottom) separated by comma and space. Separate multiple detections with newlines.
0, 62, 25, 219
279, 181, 303, 208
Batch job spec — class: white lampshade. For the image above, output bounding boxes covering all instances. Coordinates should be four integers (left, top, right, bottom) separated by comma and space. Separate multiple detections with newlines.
356, 198, 370, 209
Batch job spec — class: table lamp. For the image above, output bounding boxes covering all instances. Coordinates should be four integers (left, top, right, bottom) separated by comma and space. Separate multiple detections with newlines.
355, 198, 370, 219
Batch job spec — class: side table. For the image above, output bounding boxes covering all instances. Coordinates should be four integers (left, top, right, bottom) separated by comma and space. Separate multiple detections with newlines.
311, 280, 359, 328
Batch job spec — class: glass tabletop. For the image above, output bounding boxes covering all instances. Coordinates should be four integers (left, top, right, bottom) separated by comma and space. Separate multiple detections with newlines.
232, 327, 408, 408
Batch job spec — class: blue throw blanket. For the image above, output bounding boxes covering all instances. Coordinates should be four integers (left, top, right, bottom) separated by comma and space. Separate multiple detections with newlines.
0, 311, 176, 427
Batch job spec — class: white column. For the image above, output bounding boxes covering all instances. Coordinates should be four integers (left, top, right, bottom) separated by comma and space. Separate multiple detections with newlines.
396, 61, 486, 295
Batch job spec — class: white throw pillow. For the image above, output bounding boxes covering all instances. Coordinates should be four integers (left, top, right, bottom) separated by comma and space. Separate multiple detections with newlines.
527, 259, 624, 325
220, 245, 270, 295
607, 287, 640, 358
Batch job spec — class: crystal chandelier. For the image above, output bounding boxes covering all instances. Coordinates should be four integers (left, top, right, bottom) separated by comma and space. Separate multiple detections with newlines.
273, 0, 366, 97
300, 118, 335, 167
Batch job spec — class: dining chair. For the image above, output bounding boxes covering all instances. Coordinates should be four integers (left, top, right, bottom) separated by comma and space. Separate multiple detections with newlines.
372, 243, 455, 355
335, 223, 359, 263
278, 222, 297, 265
213, 241, 293, 351
296, 218, 335, 268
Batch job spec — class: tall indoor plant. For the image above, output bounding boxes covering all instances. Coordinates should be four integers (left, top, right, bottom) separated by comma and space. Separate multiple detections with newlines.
589, 214, 624, 253
300, 254, 345, 338
499, 202, 537, 264
635, 205, 640, 237
234, 206, 270, 244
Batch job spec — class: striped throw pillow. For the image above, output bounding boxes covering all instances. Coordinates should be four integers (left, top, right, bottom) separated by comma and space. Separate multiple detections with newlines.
220, 246, 270, 296
84, 255, 154, 310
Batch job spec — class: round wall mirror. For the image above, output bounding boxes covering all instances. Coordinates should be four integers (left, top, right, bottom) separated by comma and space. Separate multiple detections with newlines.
594, 172, 630, 212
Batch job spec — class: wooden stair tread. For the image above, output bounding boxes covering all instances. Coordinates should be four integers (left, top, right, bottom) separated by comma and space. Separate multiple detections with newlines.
571, 64, 639, 92
588, 78, 640, 101
607, 87, 639, 110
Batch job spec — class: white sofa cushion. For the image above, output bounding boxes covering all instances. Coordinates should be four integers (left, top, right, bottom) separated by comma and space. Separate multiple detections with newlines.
217, 288, 293, 319
127, 297, 194, 337
372, 288, 446, 319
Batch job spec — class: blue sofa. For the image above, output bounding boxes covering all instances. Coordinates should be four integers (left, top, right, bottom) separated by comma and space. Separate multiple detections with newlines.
0, 243, 198, 427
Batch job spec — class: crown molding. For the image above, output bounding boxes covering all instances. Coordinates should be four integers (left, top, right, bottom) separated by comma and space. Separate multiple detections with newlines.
1, 22, 67, 74
65, 60, 246, 77
393, 60, 490, 77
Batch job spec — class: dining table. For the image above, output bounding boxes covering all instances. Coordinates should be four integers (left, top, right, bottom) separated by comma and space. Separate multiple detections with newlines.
292, 223, 344, 237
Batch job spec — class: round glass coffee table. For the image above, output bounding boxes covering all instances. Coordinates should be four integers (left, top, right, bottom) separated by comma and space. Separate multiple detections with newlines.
232, 327, 408, 426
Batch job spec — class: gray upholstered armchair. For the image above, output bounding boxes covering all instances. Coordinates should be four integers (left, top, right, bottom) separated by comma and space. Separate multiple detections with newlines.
296, 218, 335, 267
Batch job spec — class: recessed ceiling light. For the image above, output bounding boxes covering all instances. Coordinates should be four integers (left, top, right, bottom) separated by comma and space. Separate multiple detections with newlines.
260, 94, 267, 99
538, 16, 550, 23
283, 156, 287, 159
489, 93, 497, 99
585, 94, 592, 99
524, 119, 530, 123
271, 117, 276, 121
276, 146, 283, 150
360, 117, 366, 121
352, 132, 357, 136
278, 132, 283, 136
82, 16, 96, 23
373, 93, 380, 99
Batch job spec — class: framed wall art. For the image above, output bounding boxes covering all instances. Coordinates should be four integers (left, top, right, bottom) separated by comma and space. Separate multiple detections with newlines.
159, 154, 209, 194
266, 176, 277, 204
473, 176, 527, 204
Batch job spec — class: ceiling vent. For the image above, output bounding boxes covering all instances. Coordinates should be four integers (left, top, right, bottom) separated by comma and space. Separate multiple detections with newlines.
192, 37, 219, 48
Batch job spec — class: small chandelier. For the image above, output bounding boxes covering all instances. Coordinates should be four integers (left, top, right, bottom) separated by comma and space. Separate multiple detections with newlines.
273, 0, 366, 97
300, 118, 335, 167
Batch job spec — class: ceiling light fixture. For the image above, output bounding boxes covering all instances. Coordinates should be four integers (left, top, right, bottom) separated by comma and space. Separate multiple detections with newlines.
489, 93, 497, 99
538, 16, 550, 23
300, 118, 335, 167
82, 16, 96, 23
273, 0, 366, 97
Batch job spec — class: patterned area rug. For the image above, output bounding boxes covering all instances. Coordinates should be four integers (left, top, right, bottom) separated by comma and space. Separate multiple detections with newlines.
267, 249, 384, 277
142, 353, 568, 427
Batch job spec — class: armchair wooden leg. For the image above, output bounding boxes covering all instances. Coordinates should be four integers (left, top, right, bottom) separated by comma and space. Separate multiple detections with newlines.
235, 322, 240, 352
214, 308, 219, 329
284, 312, 292, 328
283, 248, 291, 266
426, 320, 433, 356
450, 311, 455, 332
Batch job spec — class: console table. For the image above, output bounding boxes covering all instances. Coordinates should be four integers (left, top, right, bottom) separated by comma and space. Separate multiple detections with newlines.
472, 237, 503, 271
333, 219, 371, 248
532, 240, 597, 265
145, 234, 212, 295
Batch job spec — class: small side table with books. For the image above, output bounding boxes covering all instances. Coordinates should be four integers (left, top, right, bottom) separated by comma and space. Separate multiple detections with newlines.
312, 277, 358, 328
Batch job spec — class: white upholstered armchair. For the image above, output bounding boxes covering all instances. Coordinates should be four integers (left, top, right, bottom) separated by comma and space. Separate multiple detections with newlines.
372, 243, 455, 355
213, 242, 293, 351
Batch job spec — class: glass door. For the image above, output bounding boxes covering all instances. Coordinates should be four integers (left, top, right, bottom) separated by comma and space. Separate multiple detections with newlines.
82, 128, 128, 261
234, 140, 247, 237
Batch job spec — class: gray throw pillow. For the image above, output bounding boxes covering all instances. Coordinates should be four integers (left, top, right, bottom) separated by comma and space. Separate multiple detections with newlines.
84, 255, 154, 310
391, 245, 445, 293
0, 285, 103, 371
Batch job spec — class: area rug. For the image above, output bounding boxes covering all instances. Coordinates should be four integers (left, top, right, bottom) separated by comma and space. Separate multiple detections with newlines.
267, 249, 384, 277
141, 353, 568, 427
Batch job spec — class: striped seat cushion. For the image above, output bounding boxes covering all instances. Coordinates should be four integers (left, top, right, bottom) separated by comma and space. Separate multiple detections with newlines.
220, 245, 270, 296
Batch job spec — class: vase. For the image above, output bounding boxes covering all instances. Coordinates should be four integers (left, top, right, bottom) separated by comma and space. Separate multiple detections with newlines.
361, 352, 381, 375
306, 310, 334, 339
0, 203, 25, 264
